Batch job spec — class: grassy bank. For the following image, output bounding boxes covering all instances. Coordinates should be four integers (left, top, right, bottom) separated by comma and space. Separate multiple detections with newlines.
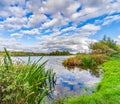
65, 58, 120, 104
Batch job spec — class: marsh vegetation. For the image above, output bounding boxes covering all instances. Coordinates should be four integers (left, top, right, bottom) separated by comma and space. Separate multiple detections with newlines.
0, 48, 56, 104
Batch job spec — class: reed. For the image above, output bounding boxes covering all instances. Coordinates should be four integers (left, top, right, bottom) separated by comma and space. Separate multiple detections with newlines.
0, 48, 56, 104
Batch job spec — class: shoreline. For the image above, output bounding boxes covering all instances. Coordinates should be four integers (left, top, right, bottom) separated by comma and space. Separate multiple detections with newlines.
65, 58, 120, 104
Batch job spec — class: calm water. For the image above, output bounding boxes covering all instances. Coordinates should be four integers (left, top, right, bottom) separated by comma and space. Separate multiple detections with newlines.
15, 56, 101, 98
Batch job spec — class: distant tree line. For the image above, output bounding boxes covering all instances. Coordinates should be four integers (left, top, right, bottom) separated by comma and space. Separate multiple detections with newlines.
49, 50, 71, 56
0, 50, 71, 56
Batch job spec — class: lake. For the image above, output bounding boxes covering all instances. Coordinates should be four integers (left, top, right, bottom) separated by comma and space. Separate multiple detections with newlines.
15, 56, 101, 99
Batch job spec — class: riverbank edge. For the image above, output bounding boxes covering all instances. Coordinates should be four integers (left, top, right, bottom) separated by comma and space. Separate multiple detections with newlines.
64, 58, 120, 104
62, 54, 108, 69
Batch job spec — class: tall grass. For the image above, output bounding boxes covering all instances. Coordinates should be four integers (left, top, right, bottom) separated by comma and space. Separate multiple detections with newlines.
63, 54, 108, 69
0, 48, 56, 104
81, 56, 97, 69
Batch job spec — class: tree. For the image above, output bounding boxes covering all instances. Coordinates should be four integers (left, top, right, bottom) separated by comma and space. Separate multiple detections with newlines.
101, 35, 118, 51
90, 36, 119, 55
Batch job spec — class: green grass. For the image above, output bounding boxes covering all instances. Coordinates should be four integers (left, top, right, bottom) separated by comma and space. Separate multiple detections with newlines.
0, 48, 56, 104
65, 58, 120, 104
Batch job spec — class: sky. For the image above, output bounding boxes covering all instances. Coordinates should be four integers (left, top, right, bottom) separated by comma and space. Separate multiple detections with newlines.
0, 0, 120, 53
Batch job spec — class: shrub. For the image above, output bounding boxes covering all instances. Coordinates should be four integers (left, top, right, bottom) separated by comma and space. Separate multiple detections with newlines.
0, 48, 56, 104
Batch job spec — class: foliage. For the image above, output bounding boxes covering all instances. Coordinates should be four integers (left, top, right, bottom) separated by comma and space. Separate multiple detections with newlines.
0, 48, 56, 104
90, 35, 119, 55
101, 35, 118, 51
0, 50, 71, 56
65, 58, 120, 104
63, 54, 108, 69
49, 50, 71, 56
0, 51, 47, 56
81, 56, 97, 69
63, 57, 81, 67
50, 97, 67, 104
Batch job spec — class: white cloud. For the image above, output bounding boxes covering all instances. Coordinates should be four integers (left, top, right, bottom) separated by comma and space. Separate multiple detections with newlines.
5, 17, 27, 25
0, 37, 42, 52
28, 14, 47, 27
71, 0, 120, 23
10, 33, 23, 38
26, 0, 43, 13
0, 16, 27, 31
8, 6, 26, 17
42, 12, 69, 29
42, 18, 58, 28
73, 24, 101, 37
0, 0, 120, 52
102, 15, 120, 26
0, 38, 22, 51
0, 11, 10, 17
37, 33, 96, 53
61, 26, 76, 33
2, 24, 21, 31
20, 28, 40, 35
81, 24, 100, 31
66, 2, 80, 15
43, 0, 71, 14
79, 0, 104, 7
37, 23, 99, 53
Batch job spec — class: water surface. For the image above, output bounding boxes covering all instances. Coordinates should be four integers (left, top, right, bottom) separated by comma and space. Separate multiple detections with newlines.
16, 56, 101, 98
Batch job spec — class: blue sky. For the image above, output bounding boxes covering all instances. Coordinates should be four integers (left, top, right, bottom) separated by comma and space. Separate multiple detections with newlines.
0, 0, 120, 53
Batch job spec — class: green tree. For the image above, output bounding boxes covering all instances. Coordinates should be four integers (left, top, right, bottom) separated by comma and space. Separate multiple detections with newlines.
90, 36, 119, 55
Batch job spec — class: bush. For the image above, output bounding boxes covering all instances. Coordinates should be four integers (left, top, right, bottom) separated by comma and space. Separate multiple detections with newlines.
0, 48, 56, 104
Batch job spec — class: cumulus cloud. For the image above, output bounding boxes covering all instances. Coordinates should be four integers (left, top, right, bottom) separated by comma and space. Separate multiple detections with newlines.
42, 0, 73, 14
37, 34, 96, 53
0, 0, 120, 52
27, 14, 47, 27
10, 33, 23, 38
79, 0, 103, 7
0, 16, 27, 31
81, 24, 100, 31
102, 15, 120, 26
0, 37, 43, 52
20, 29, 40, 35
9, 6, 26, 17
71, 0, 120, 22
0, 38, 22, 51
42, 18, 58, 28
